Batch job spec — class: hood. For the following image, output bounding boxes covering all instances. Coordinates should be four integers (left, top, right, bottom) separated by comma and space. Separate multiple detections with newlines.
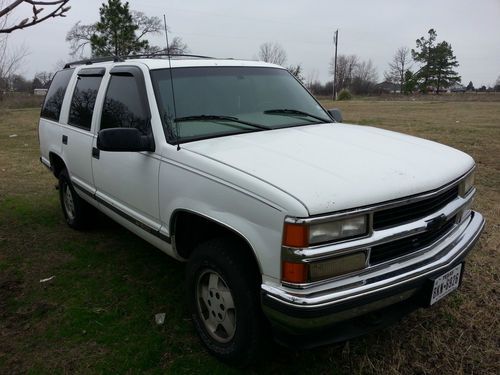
183, 123, 474, 215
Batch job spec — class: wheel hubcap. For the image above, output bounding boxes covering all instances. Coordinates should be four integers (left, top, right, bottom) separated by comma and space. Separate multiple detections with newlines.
63, 183, 75, 220
196, 270, 236, 343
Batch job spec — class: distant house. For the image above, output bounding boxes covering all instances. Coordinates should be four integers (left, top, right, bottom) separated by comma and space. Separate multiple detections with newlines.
33, 88, 48, 96
375, 81, 400, 94
448, 84, 466, 93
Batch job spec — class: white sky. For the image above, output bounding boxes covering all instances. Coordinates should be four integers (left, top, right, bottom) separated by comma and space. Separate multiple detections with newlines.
8, 0, 500, 87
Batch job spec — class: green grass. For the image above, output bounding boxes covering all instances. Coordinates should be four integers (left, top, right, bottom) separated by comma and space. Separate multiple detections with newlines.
0, 101, 499, 374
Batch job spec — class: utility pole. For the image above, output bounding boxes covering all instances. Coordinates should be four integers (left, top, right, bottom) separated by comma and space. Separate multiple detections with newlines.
332, 29, 338, 101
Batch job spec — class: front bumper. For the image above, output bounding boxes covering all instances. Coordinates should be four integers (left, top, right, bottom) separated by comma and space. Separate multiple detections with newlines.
261, 211, 485, 348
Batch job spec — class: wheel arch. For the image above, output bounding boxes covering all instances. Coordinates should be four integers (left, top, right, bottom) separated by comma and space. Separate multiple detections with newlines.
170, 208, 263, 275
48, 151, 67, 178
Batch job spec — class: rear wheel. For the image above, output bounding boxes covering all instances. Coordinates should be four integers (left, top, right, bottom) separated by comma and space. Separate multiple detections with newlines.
186, 237, 266, 365
58, 169, 90, 229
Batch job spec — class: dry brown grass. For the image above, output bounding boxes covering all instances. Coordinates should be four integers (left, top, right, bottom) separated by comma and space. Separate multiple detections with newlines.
0, 100, 499, 374
0, 93, 44, 109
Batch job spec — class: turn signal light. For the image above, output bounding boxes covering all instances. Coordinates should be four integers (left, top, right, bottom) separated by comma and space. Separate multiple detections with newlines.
283, 223, 309, 247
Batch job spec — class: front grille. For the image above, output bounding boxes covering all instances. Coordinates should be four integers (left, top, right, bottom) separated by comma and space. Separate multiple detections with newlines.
370, 217, 456, 265
373, 185, 459, 230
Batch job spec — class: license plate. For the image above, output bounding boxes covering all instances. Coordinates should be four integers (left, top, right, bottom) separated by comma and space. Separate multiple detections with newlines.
430, 264, 462, 305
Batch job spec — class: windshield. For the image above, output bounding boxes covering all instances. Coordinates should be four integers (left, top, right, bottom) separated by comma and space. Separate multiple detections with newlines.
150, 66, 331, 143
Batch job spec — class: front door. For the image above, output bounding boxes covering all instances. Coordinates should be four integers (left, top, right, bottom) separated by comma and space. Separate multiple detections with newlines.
92, 66, 161, 230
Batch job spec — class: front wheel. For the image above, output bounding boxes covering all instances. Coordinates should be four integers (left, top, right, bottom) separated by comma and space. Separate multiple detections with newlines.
186, 237, 267, 365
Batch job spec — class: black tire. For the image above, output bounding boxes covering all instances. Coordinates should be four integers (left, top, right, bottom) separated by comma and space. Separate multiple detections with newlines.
58, 169, 90, 229
186, 237, 267, 366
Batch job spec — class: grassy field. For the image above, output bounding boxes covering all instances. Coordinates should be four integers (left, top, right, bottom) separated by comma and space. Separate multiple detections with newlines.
0, 100, 499, 374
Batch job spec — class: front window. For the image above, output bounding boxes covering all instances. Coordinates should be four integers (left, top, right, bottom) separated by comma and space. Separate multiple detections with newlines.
150, 67, 331, 143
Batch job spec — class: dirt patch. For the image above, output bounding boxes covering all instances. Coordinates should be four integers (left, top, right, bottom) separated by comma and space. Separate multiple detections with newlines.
0, 277, 22, 315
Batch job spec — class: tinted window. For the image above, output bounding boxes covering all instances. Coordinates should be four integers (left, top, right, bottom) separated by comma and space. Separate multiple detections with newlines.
150, 67, 330, 143
100, 75, 150, 134
41, 69, 74, 121
68, 75, 103, 130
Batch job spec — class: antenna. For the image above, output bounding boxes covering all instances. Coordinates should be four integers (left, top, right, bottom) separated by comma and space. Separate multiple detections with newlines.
163, 14, 181, 151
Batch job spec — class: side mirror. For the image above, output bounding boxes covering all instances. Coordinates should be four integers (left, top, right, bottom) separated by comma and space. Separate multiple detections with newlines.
327, 108, 343, 123
97, 128, 155, 152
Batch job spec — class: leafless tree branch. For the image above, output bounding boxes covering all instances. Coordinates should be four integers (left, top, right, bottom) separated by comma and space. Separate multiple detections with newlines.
0, 0, 71, 33
384, 47, 413, 92
65, 21, 96, 57
258, 42, 287, 66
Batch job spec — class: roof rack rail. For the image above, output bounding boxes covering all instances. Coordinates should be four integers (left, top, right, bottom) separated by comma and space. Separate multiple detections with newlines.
63, 52, 216, 69
63, 56, 124, 69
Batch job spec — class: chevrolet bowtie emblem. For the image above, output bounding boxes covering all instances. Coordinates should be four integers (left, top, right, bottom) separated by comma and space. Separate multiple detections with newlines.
426, 214, 448, 231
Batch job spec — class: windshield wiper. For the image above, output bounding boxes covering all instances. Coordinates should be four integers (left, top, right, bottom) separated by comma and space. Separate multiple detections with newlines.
174, 115, 271, 130
264, 109, 330, 123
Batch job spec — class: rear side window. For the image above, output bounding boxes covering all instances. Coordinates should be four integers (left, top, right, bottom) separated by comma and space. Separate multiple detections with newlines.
100, 75, 150, 135
68, 75, 103, 130
41, 69, 74, 122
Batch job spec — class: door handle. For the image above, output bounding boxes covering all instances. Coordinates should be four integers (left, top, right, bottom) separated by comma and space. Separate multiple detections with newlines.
92, 147, 100, 159
62, 135, 68, 145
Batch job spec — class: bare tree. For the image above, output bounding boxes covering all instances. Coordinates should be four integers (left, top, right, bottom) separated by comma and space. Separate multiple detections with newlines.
0, 2, 28, 95
0, 36, 28, 95
355, 59, 378, 82
351, 59, 378, 94
65, 21, 96, 57
34, 71, 53, 86
132, 11, 162, 42
384, 47, 412, 93
287, 64, 303, 82
258, 42, 287, 66
144, 36, 189, 55
305, 69, 319, 89
53, 58, 66, 70
0, 0, 71, 33
329, 54, 358, 93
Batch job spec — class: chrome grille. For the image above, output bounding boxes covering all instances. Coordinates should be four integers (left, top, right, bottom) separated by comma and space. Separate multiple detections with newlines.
370, 216, 456, 265
373, 185, 459, 230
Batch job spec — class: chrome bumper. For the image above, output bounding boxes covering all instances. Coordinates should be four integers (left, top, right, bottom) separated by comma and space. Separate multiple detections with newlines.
261, 210, 484, 331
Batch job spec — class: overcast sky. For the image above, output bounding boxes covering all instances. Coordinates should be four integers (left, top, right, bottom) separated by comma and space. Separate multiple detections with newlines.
8, 0, 500, 86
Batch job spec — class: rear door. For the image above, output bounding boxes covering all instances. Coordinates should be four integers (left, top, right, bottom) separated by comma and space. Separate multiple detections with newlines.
60, 67, 106, 193
39, 69, 74, 166
91, 65, 161, 230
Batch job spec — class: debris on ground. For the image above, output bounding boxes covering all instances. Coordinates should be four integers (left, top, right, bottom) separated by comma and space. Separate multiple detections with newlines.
155, 313, 166, 325
39, 276, 55, 283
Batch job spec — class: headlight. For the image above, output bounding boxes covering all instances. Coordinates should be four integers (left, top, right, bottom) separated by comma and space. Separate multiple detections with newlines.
309, 215, 368, 245
460, 171, 475, 197
283, 215, 368, 247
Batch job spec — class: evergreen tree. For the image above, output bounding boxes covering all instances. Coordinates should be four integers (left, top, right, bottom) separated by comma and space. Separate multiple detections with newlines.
432, 41, 460, 93
412, 29, 437, 92
412, 29, 461, 94
90, 0, 148, 56
403, 70, 417, 94
466, 81, 474, 91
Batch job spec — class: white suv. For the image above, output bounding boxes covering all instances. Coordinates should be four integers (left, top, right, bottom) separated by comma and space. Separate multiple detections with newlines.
38, 55, 484, 364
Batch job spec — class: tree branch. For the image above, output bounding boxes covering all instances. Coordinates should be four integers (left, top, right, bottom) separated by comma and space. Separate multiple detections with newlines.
0, 0, 70, 33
